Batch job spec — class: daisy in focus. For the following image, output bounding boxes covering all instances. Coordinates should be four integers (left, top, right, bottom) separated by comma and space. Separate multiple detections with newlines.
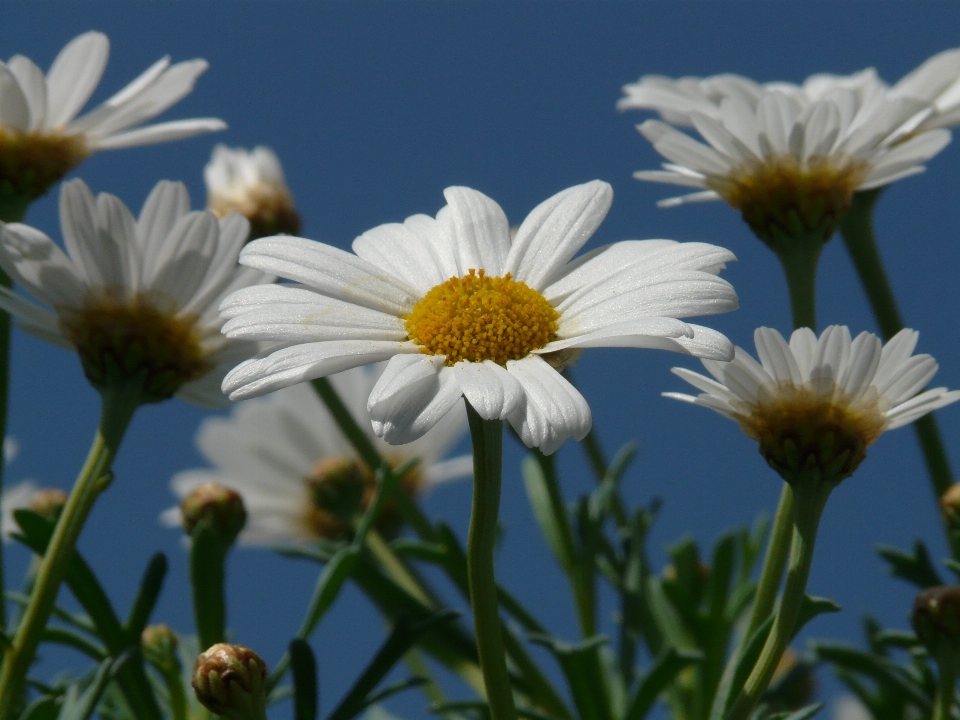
220, 181, 739, 454
0, 178, 273, 407
664, 325, 960, 481
205, 144, 301, 242
0, 31, 224, 209
164, 364, 471, 545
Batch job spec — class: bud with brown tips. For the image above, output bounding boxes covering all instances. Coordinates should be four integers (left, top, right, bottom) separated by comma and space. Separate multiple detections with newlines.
192, 643, 268, 720
180, 483, 247, 546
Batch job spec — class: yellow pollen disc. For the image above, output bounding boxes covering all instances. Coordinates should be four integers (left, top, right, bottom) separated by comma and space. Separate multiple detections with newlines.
733, 381, 888, 480
59, 292, 211, 403
404, 269, 559, 367
0, 129, 88, 204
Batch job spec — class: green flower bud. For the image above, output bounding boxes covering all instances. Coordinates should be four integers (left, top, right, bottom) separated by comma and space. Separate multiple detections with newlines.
912, 586, 960, 658
192, 643, 267, 720
142, 624, 180, 675
180, 483, 247, 545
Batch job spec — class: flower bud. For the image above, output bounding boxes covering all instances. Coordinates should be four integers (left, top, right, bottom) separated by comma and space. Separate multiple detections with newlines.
941, 484, 960, 531
912, 586, 960, 658
26, 488, 68, 523
192, 643, 268, 719
180, 483, 247, 545
142, 624, 180, 674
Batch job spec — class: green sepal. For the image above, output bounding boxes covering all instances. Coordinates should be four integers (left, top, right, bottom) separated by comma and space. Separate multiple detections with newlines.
123, 553, 167, 637
290, 639, 318, 720
528, 634, 612, 720
623, 646, 703, 720
876, 541, 943, 588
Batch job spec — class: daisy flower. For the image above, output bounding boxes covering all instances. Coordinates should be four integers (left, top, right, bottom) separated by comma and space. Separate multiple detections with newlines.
205, 144, 301, 241
664, 325, 960, 480
886, 48, 960, 133
220, 181, 739, 454
0, 178, 273, 407
0, 31, 225, 207
164, 364, 471, 546
0, 481, 67, 541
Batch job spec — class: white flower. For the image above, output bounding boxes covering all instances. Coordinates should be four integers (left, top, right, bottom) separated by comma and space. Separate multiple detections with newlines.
220, 181, 739, 454
0, 178, 274, 407
886, 48, 960, 132
665, 325, 960, 479
1, 480, 38, 542
163, 364, 472, 546
204, 145, 301, 240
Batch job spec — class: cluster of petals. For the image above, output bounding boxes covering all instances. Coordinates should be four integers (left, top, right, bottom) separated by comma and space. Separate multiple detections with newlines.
0, 31, 224, 150
205, 144, 292, 210
665, 325, 960, 433
163, 364, 472, 546
619, 53, 960, 207
0, 179, 273, 406
220, 181, 739, 454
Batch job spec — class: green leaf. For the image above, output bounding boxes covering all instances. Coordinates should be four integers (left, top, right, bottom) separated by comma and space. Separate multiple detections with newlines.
601, 442, 639, 488
623, 646, 703, 720
326, 610, 460, 720
876, 541, 942, 589
792, 595, 842, 639
431, 701, 561, 720
522, 454, 575, 572
646, 577, 696, 651
707, 532, 737, 627
58, 652, 131, 720
362, 677, 428, 708
763, 702, 824, 720
388, 540, 448, 562
708, 615, 774, 720
40, 628, 106, 662
123, 553, 166, 637
290, 639, 318, 720
6, 592, 96, 635
529, 634, 612, 720
17, 697, 61, 720
810, 641, 931, 710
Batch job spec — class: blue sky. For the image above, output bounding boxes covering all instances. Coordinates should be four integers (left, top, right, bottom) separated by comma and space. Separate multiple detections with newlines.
4, 2, 960, 717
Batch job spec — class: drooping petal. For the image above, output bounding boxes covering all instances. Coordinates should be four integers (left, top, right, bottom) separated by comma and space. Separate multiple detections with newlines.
452, 360, 524, 421
368, 356, 463, 444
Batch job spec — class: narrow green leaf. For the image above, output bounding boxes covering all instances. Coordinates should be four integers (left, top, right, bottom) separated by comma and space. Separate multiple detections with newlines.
876, 541, 942, 589
764, 702, 824, 720
362, 677, 428, 708
6, 592, 96, 635
431, 700, 561, 720
522, 454, 574, 572
388, 540, 448, 562
124, 553, 167, 637
529, 634, 612, 720
706, 532, 737, 627
811, 641, 931, 710
16, 696, 60, 720
623, 646, 702, 720
58, 652, 131, 720
792, 595, 841, 639
290, 639, 318, 720
646, 577, 695, 651
601, 442, 639, 487
708, 615, 774, 720
40, 628, 106, 662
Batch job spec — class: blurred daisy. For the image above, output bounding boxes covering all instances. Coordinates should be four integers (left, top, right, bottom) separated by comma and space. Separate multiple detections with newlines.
665, 326, 960, 480
0, 178, 273, 407
886, 48, 960, 132
205, 145, 301, 242
220, 181, 739, 454
0, 31, 224, 206
1, 481, 66, 541
164, 365, 471, 545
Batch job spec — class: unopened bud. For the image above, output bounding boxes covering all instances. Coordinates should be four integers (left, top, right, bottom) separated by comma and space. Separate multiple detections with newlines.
912, 586, 960, 658
27, 488, 68, 523
180, 483, 247, 545
192, 643, 268, 720
142, 624, 180, 674
941, 484, 960, 531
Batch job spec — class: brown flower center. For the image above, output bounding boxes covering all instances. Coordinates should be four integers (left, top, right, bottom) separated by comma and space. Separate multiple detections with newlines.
0, 130, 88, 213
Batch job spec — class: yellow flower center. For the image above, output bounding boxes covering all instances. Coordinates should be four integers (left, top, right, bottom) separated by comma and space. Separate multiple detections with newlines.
301, 456, 422, 541
404, 269, 559, 367
733, 380, 888, 481
706, 155, 870, 246
0, 129, 88, 209
59, 292, 212, 403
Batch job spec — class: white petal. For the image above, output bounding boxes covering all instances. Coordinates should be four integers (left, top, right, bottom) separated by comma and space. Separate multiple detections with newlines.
886, 388, 960, 429
143, 210, 218, 305
452, 360, 523, 420
352, 220, 446, 294
505, 181, 613, 291
877, 355, 938, 405
839, 331, 882, 394
544, 316, 692, 352
0, 65, 31, 131
631, 169, 708, 189
0, 223, 84, 306
91, 118, 226, 150
689, 111, 757, 163
45, 31, 109, 127
789, 327, 819, 381
639, 120, 732, 174
96, 192, 140, 291
656, 190, 722, 208
7, 56, 47, 130
138, 180, 190, 253
443, 187, 510, 277
810, 325, 851, 386
874, 328, 919, 388
58, 178, 102, 286
753, 327, 802, 385
369, 357, 463, 444
670, 366, 741, 404
506, 355, 591, 455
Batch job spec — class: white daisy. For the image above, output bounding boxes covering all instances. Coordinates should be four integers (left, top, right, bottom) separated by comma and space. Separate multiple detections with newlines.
0, 178, 273, 407
1, 480, 38, 542
665, 325, 960, 480
0, 32, 225, 205
163, 364, 472, 546
886, 48, 960, 133
219, 181, 739, 454
205, 144, 301, 241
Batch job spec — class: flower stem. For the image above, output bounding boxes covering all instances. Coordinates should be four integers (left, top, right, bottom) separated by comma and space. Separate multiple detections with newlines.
465, 403, 517, 720
0, 382, 139, 719
934, 650, 958, 720
775, 242, 821, 331
724, 480, 831, 720
840, 189, 955, 506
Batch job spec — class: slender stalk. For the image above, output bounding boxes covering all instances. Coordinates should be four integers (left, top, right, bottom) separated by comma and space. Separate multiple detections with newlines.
465, 404, 517, 720
160, 665, 189, 720
840, 189, 955, 506
0, 382, 139, 718
724, 481, 831, 720
933, 650, 958, 720
775, 243, 821, 331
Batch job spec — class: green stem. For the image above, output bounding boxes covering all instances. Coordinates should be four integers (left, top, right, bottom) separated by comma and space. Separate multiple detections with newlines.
465, 404, 517, 720
0, 382, 139, 718
724, 481, 831, 720
933, 650, 958, 720
840, 189, 955, 506
775, 243, 821, 332
160, 665, 189, 720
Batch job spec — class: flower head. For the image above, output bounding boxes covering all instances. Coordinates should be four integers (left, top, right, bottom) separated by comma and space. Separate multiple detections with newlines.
0, 179, 273, 406
912, 586, 960, 658
664, 326, 960, 482
192, 643, 267, 720
0, 32, 225, 208
165, 364, 472, 545
1, 480, 41, 541
205, 145, 301, 241
624, 72, 949, 245
179, 483, 247, 546
220, 181, 738, 454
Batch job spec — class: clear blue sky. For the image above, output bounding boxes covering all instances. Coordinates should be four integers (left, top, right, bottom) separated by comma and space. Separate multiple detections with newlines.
4, 2, 960, 717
